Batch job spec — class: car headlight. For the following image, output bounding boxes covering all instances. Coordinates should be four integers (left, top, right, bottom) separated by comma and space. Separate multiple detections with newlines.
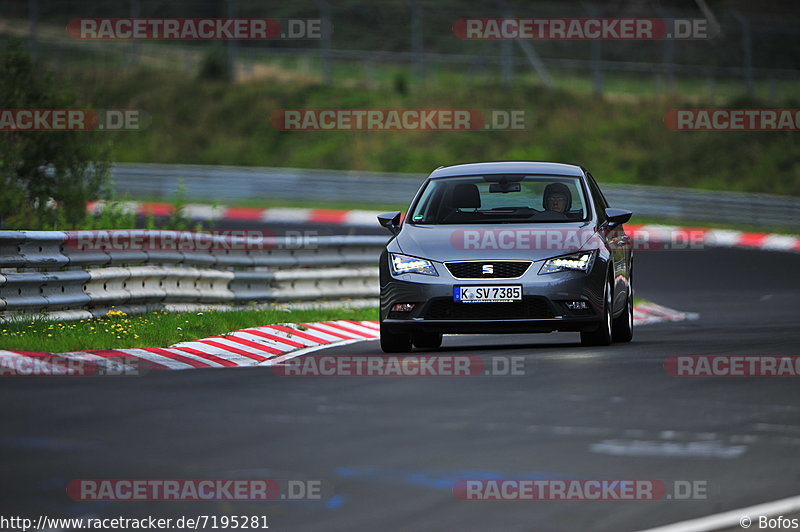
539, 250, 595, 274
390, 253, 438, 276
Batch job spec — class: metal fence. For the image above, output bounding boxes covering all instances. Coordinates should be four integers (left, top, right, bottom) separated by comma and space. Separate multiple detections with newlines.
6, 1, 800, 98
0, 230, 387, 322
111, 163, 800, 229
22, 33, 800, 102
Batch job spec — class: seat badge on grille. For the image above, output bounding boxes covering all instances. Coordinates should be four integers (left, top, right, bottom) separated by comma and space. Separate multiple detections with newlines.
482, 264, 494, 275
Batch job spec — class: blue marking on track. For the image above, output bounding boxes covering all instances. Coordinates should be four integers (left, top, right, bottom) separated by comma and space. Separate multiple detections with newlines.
324, 494, 347, 509
336, 467, 571, 491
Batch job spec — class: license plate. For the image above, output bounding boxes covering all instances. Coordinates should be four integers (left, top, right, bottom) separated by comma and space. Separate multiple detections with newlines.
454, 285, 522, 303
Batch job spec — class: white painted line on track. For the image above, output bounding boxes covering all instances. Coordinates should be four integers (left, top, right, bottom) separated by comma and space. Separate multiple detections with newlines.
636, 493, 800, 532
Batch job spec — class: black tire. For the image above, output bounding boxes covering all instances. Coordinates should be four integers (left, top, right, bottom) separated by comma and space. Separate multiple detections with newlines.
581, 278, 613, 347
380, 324, 412, 353
412, 332, 443, 349
612, 281, 634, 343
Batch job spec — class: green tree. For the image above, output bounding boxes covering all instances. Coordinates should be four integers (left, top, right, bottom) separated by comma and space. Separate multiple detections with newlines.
0, 40, 110, 229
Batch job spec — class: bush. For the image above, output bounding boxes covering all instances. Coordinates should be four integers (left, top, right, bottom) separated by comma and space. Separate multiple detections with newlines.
0, 40, 111, 229
197, 44, 231, 82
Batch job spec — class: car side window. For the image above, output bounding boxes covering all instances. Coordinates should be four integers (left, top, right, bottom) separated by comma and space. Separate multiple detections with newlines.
410, 182, 444, 223
586, 173, 608, 223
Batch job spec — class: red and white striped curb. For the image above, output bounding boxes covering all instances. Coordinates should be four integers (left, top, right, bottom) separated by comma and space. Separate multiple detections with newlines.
633, 302, 698, 326
625, 224, 800, 253
87, 201, 382, 227
0, 306, 695, 374
0, 320, 380, 375
87, 201, 800, 253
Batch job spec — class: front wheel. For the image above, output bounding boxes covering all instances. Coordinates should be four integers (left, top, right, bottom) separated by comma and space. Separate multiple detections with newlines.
612, 283, 634, 343
380, 324, 412, 353
581, 279, 613, 347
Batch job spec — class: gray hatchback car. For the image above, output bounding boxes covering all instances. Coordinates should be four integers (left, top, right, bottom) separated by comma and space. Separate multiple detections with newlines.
377, 162, 634, 353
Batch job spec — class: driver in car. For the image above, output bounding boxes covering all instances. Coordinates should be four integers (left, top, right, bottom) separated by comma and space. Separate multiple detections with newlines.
542, 182, 572, 215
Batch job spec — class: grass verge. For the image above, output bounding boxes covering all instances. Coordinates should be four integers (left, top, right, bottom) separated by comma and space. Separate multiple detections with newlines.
0, 307, 378, 353
64, 69, 799, 196
0, 300, 681, 353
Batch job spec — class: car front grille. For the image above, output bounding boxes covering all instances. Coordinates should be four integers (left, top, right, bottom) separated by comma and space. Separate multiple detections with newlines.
444, 261, 531, 279
423, 297, 554, 320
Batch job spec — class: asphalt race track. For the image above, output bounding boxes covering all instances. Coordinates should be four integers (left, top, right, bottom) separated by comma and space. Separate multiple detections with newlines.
1, 246, 799, 532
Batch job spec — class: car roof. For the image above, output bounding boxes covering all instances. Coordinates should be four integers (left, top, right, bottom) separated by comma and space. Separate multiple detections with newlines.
429, 161, 585, 179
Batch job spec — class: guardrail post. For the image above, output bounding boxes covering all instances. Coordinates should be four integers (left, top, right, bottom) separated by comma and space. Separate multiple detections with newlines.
500, 5, 514, 88
226, 0, 238, 81
732, 11, 754, 97
706, 72, 715, 101
583, 3, 604, 97
0, 274, 6, 311
129, 0, 141, 67
656, 7, 676, 93
516, 40, 553, 89
591, 40, 603, 97
27, 0, 38, 61
410, 0, 425, 85
769, 78, 776, 104
317, 0, 333, 84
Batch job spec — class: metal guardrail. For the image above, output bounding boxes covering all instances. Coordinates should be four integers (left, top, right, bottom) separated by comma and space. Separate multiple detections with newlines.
111, 163, 800, 229
0, 230, 388, 322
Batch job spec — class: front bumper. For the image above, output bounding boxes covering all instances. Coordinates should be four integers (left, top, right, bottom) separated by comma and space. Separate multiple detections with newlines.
380, 257, 608, 335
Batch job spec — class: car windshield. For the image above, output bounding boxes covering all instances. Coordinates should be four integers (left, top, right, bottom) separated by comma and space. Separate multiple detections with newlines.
408, 175, 589, 224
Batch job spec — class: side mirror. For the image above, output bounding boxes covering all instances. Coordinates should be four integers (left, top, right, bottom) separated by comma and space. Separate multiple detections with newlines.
604, 208, 633, 228
377, 211, 402, 235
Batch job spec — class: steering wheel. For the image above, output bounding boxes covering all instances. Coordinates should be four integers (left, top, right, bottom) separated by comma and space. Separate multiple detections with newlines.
539, 209, 569, 220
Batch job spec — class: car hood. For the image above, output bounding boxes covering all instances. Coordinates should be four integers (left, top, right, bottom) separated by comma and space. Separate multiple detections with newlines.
394, 222, 598, 262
